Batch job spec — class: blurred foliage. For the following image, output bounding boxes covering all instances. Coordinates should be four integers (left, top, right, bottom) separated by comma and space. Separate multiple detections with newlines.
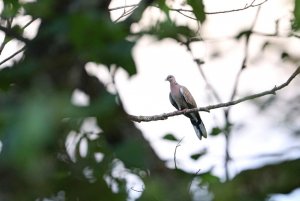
190, 149, 207, 161
294, 0, 300, 30
187, 0, 206, 22
144, 18, 197, 43
210, 127, 222, 136
0, 0, 299, 201
162, 133, 179, 141
211, 160, 300, 201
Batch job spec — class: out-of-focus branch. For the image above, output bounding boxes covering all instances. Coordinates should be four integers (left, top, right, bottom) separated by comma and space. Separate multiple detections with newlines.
223, 6, 261, 180
128, 65, 300, 122
0, 18, 36, 55
0, 46, 26, 66
113, 3, 139, 23
205, 0, 268, 15
174, 137, 184, 169
0, 18, 13, 54
21, 18, 37, 30
0, 25, 30, 44
108, 4, 139, 11
109, 0, 269, 20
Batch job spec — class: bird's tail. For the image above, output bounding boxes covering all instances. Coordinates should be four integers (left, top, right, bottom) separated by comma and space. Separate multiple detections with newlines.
191, 119, 207, 140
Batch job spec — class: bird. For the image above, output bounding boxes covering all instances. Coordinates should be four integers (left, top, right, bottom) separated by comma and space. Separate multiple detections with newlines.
166, 75, 207, 140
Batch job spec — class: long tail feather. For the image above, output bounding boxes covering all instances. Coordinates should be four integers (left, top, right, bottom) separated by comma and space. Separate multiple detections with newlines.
191, 119, 207, 140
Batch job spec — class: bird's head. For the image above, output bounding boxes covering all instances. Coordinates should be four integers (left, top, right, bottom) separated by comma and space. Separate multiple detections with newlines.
165, 75, 176, 83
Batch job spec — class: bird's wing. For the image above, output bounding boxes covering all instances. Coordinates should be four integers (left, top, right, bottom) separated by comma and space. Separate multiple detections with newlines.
179, 86, 197, 109
169, 93, 179, 110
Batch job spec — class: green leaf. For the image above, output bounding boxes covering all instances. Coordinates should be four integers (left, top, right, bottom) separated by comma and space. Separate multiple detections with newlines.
157, 0, 170, 14
190, 149, 207, 160
162, 133, 179, 141
294, 0, 300, 30
210, 127, 222, 136
187, 0, 206, 22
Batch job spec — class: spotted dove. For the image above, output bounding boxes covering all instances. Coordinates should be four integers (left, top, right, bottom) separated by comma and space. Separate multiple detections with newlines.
166, 75, 207, 140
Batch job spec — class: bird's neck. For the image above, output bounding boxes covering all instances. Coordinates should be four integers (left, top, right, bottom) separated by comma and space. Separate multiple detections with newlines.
170, 81, 179, 91
171, 81, 178, 85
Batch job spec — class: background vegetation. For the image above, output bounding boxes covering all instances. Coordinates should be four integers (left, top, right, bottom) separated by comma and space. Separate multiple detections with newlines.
0, 0, 299, 200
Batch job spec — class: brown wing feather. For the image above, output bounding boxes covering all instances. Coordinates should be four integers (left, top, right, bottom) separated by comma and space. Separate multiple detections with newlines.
180, 86, 197, 109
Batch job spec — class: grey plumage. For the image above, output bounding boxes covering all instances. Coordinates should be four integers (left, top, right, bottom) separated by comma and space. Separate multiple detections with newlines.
166, 75, 207, 140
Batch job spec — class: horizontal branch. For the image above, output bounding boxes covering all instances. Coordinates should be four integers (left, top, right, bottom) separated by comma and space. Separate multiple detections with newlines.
128, 66, 300, 122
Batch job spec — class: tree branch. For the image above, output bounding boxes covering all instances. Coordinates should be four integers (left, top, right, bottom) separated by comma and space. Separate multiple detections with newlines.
205, 0, 268, 15
0, 18, 13, 55
109, 0, 269, 18
0, 25, 30, 44
223, 5, 262, 181
174, 137, 184, 169
0, 18, 36, 56
0, 46, 26, 66
128, 65, 300, 122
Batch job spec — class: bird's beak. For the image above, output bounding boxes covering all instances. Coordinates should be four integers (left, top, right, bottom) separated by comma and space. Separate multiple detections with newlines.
165, 78, 168, 81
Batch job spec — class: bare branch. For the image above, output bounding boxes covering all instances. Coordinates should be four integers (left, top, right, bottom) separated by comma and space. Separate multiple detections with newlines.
175, 10, 197, 20
108, 4, 139, 11
223, 6, 261, 180
109, 0, 269, 19
205, 0, 268, 15
130, 185, 144, 193
113, 2, 139, 23
128, 66, 300, 122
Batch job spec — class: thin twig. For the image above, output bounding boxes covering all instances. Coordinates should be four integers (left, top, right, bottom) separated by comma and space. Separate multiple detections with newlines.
174, 137, 184, 169
0, 18, 36, 56
205, 0, 268, 15
0, 25, 30, 44
194, 59, 223, 103
130, 185, 144, 193
128, 65, 300, 122
223, 6, 262, 181
114, 5, 138, 23
176, 10, 197, 20
108, 4, 139, 11
0, 18, 13, 55
188, 168, 202, 192
109, 0, 269, 17
21, 18, 37, 30
113, 0, 139, 23
0, 46, 26, 66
